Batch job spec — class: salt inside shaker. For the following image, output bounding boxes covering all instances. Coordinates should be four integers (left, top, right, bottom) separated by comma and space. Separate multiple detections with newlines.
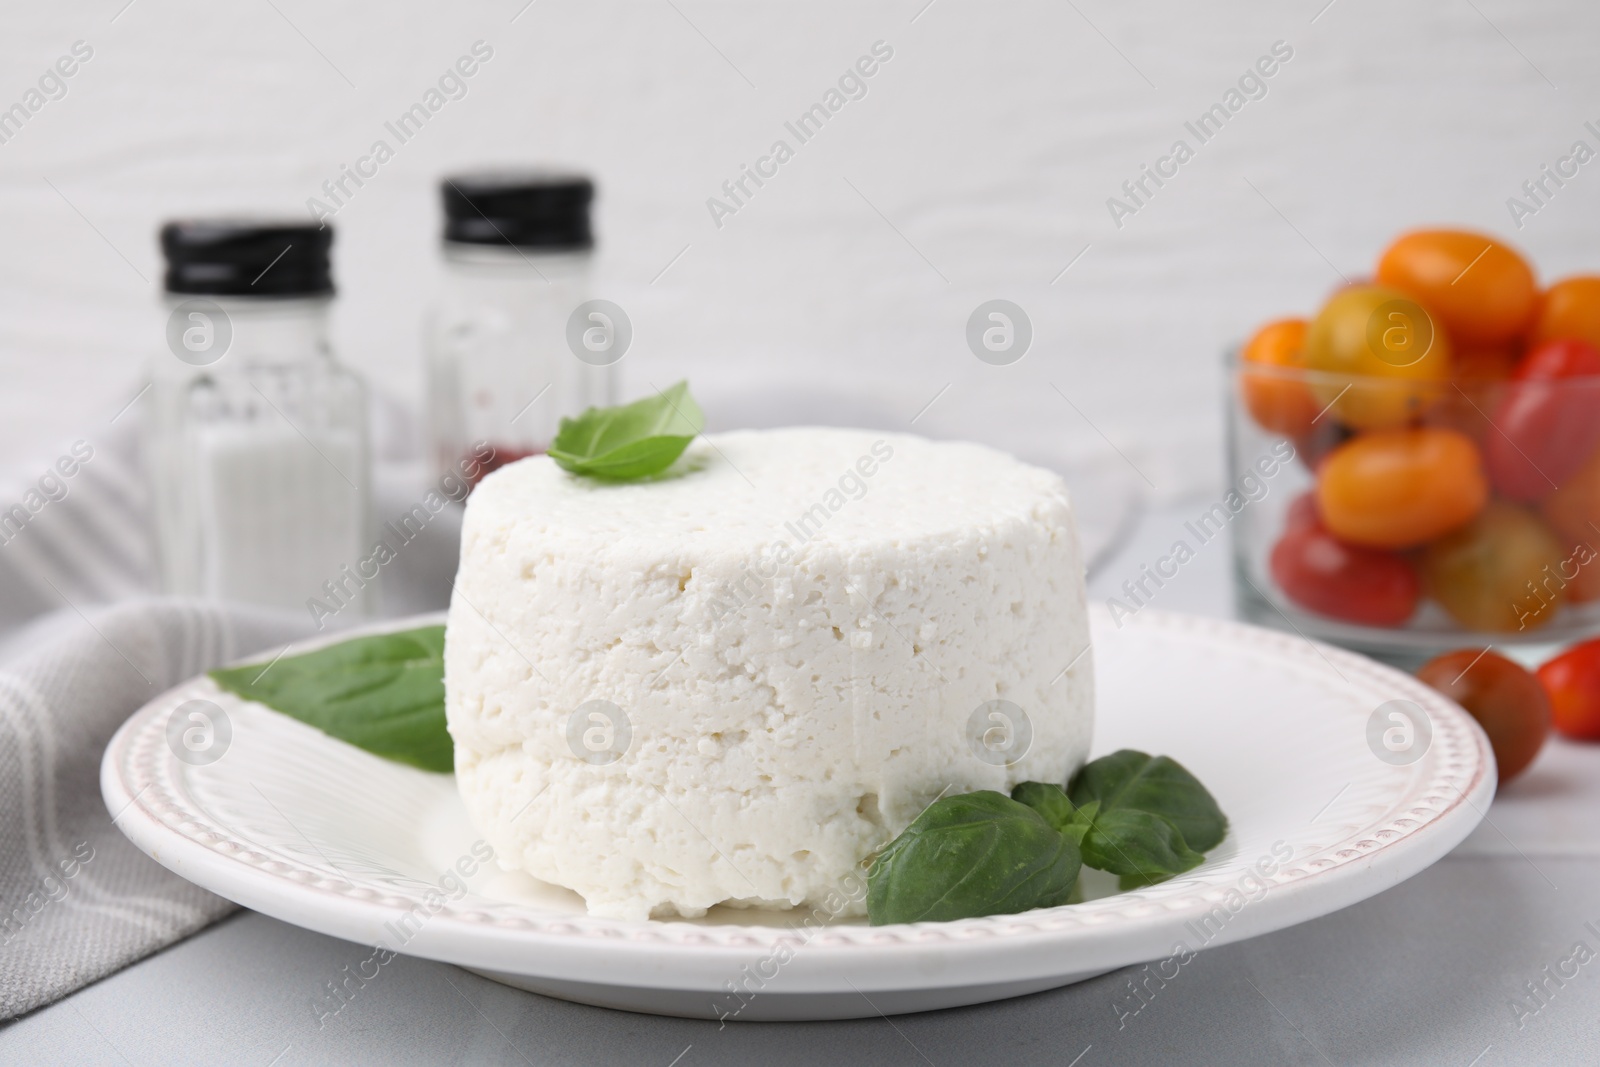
147, 220, 372, 617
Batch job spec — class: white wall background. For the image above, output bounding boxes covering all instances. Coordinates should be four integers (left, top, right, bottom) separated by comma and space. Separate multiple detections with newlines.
4, 0, 1599, 501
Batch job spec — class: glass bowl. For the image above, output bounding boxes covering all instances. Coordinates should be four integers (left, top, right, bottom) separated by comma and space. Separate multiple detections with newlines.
1226, 349, 1600, 666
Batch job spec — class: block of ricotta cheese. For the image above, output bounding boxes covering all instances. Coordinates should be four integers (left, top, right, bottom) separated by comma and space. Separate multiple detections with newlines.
445, 427, 1093, 921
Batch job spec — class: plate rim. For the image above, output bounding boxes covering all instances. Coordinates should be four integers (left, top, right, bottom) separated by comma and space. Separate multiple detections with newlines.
101, 606, 1494, 994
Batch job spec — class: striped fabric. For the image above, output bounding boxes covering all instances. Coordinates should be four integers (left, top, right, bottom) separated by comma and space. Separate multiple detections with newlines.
0, 599, 312, 1021
0, 424, 331, 1019
0, 394, 458, 1019
0, 423, 156, 640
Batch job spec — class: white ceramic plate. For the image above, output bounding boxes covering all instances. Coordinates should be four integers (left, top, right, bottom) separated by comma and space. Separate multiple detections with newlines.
102, 607, 1492, 1021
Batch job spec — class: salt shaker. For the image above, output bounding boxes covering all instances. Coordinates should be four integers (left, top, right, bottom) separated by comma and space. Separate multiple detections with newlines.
147, 221, 372, 618
426, 171, 618, 487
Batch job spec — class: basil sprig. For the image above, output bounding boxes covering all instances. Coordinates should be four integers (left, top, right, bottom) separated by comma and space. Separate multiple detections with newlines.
1067, 749, 1228, 852
865, 792, 1081, 924
1068, 802, 1207, 890
209, 625, 452, 772
548, 380, 704, 481
867, 750, 1228, 924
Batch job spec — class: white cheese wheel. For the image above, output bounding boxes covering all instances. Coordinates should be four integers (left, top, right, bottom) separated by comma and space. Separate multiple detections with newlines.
445, 427, 1094, 920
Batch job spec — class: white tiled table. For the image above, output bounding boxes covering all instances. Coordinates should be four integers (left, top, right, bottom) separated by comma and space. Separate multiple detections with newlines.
5, 503, 1597, 1067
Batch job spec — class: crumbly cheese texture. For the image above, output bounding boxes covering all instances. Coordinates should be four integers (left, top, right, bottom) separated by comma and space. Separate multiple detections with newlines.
445, 428, 1094, 920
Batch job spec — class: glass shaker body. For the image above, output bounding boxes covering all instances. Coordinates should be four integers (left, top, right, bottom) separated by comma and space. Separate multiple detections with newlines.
426, 170, 610, 487
426, 244, 611, 484
147, 221, 372, 618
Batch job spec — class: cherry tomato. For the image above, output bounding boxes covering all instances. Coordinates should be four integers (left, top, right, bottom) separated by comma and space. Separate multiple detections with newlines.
1421, 501, 1567, 632
1376, 230, 1538, 348
1431, 348, 1520, 445
1454, 347, 1520, 383
1270, 523, 1420, 626
1538, 443, 1600, 603
1317, 428, 1488, 549
1529, 275, 1600, 351
1561, 560, 1600, 603
1240, 319, 1318, 437
1564, 557, 1600, 603
1538, 444, 1600, 548
1305, 285, 1452, 430
1284, 491, 1322, 534
1417, 649, 1551, 782
1484, 339, 1600, 502
1293, 420, 1352, 473
1536, 638, 1600, 741
1527, 485, 1600, 605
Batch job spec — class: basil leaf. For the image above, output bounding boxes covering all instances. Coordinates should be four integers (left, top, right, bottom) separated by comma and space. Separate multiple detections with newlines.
1011, 781, 1077, 831
1079, 808, 1205, 889
1068, 749, 1228, 852
866, 791, 1081, 925
209, 626, 452, 773
547, 380, 704, 481
1011, 782, 1096, 847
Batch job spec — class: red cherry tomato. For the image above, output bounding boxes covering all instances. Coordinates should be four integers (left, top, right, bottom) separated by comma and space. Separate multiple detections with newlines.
1270, 523, 1420, 626
1485, 339, 1600, 502
1417, 649, 1551, 783
1284, 491, 1322, 534
1536, 638, 1600, 741
1432, 348, 1519, 445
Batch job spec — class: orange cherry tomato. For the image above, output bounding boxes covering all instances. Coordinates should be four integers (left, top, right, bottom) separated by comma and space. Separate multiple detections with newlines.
1529, 275, 1600, 351
1421, 501, 1567, 632
1536, 637, 1600, 741
1417, 649, 1551, 782
1317, 428, 1488, 549
1240, 318, 1318, 437
1304, 285, 1452, 430
1376, 230, 1538, 348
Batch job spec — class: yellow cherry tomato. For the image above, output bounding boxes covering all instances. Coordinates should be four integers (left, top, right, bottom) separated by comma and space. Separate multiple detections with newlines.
1422, 501, 1567, 632
1316, 427, 1488, 549
1305, 285, 1453, 429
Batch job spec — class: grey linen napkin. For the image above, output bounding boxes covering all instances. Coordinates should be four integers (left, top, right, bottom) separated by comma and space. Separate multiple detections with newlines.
0, 599, 315, 1021
0, 404, 461, 1020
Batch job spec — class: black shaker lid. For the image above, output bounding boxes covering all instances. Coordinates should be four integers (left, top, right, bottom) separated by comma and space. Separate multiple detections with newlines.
441, 170, 593, 249
161, 220, 334, 297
